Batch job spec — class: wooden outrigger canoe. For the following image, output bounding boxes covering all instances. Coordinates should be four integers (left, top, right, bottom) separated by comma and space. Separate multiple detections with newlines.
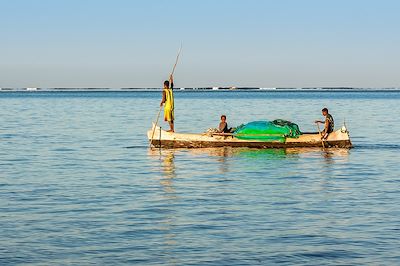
148, 123, 352, 149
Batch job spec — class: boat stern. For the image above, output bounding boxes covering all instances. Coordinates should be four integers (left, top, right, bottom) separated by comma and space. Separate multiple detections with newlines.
323, 124, 352, 148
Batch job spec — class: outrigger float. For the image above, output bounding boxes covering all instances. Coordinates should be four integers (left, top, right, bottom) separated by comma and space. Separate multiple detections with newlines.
148, 123, 352, 149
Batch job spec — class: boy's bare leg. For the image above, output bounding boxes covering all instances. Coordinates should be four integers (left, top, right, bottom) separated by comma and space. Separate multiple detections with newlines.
168, 121, 174, 132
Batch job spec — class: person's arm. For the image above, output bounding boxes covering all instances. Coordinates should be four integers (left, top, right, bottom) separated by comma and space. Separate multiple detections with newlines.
314, 120, 324, 124
219, 122, 226, 133
169, 74, 174, 89
218, 122, 223, 132
324, 118, 329, 131
160, 90, 166, 106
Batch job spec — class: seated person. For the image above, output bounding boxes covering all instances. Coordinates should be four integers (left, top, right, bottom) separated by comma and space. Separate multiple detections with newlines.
218, 115, 232, 133
315, 107, 334, 139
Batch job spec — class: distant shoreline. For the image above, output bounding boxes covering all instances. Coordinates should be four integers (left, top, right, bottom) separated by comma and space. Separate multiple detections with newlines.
1, 87, 400, 92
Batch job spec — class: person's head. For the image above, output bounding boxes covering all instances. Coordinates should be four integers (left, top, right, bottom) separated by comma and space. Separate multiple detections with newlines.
322, 108, 329, 116
164, 80, 169, 88
221, 115, 226, 122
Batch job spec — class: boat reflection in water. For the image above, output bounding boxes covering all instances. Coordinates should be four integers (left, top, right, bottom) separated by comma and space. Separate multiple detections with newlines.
150, 146, 349, 157
148, 146, 350, 176
148, 149, 177, 190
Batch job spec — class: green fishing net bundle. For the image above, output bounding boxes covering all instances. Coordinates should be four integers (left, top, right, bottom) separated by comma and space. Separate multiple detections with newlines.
234, 120, 302, 142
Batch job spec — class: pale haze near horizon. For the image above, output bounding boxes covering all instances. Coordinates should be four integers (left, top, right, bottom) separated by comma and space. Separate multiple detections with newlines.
1, 0, 399, 88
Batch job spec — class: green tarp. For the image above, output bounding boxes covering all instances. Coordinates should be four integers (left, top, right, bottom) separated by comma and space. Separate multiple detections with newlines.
233, 119, 302, 142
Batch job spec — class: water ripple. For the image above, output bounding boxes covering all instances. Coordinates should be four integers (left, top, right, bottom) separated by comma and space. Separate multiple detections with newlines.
1, 91, 399, 265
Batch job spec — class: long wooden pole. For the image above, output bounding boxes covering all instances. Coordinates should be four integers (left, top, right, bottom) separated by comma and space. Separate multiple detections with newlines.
171, 43, 182, 76
149, 107, 162, 148
316, 122, 326, 149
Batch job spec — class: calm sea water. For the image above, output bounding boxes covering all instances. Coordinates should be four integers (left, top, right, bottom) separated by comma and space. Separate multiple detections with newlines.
1, 90, 399, 265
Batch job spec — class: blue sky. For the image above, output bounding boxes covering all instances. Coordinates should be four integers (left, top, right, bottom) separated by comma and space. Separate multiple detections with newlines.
1, 0, 399, 88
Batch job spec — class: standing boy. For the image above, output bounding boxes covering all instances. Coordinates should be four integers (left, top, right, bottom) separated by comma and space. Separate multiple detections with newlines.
160, 74, 174, 132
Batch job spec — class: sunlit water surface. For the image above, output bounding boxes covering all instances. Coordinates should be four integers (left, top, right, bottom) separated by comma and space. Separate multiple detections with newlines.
1, 91, 399, 265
